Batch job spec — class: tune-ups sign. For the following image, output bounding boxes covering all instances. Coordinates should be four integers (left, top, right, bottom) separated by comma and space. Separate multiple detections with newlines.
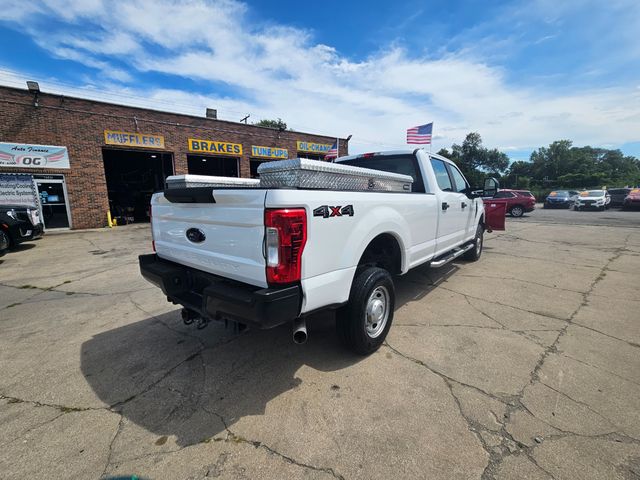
0, 142, 70, 169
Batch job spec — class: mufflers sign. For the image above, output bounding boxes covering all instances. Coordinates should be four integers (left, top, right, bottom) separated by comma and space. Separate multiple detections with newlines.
104, 130, 165, 149
0, 142, 70, 169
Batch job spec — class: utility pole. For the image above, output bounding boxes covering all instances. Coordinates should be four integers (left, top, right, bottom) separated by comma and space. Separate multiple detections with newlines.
240, 114, 250, 124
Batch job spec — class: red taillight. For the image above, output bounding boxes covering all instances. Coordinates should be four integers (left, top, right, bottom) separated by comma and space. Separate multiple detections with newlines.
362, 152, 375, 158
264, 208, 307, 285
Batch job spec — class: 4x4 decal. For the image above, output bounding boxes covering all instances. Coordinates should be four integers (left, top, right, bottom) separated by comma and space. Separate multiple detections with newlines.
313, 205, 354, 218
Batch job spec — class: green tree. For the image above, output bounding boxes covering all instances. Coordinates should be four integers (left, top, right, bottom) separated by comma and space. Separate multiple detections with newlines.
447, 133, 509, 186
253, 118, 287, 130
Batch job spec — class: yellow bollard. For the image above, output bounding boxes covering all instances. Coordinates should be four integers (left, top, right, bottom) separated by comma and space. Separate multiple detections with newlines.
107, 210, 116, 228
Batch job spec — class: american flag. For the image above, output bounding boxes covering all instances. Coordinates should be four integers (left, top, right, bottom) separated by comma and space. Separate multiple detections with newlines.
325, 140, 338, 160
406, 123, 433, 144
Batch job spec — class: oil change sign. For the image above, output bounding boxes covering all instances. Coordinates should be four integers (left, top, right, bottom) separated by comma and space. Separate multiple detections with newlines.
296, 141, 332, 153
0, 173, 39, 207
0, 142, 70, 169
188, 138, 242, 155
104, 130, 165, 149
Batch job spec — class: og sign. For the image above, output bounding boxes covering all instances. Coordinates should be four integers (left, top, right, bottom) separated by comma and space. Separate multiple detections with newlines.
0, 142, 70, 169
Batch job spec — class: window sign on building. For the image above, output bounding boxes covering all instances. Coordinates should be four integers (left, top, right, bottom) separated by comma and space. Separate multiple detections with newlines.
0, 142, 70, 169
0, 173, 39, 207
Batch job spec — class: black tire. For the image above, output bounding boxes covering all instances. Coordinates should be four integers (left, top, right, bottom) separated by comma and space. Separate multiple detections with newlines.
336, 267, 395, 355
510, 205, 524, 217
0, 230, 9, 255
463, 223, 484, 261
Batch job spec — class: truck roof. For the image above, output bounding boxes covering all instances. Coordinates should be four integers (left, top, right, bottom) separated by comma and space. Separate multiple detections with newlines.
336, 148, 453, 164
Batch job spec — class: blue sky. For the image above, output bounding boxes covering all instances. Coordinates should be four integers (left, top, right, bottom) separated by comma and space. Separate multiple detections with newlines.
0, 0, 639, 159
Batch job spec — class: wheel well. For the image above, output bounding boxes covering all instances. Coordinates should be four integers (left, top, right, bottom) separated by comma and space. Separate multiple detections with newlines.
358, 233, 402, 275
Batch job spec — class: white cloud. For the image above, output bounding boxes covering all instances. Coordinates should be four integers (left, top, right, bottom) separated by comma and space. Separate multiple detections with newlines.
1, 0, 639, 155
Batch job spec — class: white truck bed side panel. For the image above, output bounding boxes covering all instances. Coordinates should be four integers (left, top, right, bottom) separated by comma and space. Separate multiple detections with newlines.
152, 190, 268, 288
265, 189, 439, 313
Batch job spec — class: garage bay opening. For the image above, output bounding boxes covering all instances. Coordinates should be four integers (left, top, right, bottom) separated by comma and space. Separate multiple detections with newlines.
187, 155, 239, 177
103, 148, 174, 224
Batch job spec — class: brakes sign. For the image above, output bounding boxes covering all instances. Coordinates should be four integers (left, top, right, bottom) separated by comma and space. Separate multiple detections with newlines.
0, 142, 70, 169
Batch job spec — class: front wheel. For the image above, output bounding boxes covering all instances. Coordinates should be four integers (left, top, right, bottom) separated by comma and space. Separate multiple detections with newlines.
336, 267, 395, 355
510, 205, 524, 217
463, 223, 484, 262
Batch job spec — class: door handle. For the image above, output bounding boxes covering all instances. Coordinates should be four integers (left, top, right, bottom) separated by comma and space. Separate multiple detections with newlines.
461, 202, 468, 209
442, 202, 450, 211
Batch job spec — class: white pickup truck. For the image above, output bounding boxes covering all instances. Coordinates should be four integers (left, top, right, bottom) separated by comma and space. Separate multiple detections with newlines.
139, 149, 505, 354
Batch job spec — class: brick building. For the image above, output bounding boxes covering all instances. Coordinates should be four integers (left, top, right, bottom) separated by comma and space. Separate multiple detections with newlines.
0, 85, 348, 229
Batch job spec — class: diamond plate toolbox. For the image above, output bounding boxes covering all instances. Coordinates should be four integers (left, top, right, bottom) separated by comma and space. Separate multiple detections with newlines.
166, 175, 260, 189
257, 158, 413, 192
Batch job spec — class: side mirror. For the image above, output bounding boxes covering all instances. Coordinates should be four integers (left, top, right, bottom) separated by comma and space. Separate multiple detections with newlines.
483, 177, 499, 198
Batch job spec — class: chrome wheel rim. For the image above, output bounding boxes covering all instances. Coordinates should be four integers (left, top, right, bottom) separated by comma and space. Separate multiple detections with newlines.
512, 207, 523, 216
365, 286, 390, 338
476, 231, 483, 256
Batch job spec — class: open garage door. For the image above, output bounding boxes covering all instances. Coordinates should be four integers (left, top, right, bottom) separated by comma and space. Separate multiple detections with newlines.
187, 155, 239, 177
103, 148, 174, 224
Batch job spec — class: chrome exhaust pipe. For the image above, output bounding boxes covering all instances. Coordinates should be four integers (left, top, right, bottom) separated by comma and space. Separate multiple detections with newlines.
292, 318, 307, 344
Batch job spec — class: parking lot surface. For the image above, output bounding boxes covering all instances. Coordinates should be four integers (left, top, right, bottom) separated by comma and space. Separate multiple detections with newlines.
1, 211, 639, 480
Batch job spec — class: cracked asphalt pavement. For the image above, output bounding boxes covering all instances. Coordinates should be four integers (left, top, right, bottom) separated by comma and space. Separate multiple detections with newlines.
1, 213, 639, 479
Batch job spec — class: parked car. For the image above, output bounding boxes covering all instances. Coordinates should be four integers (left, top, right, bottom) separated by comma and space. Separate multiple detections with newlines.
544, 190, 579, 208
622, 189, 640, 210
0, 204, 44, 249
486, 189, 536, 217
139, 150, 506, 355
574, 190, 611, 211
608, 188, 632, 207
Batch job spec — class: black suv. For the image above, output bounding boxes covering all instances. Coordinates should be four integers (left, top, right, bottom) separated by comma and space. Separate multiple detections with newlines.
0, 204, 44, 255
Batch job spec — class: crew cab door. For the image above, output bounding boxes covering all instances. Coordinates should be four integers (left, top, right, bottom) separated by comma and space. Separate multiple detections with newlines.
430, 158, 469, 253
482, 178, 506, 231
483, 201, 506, 231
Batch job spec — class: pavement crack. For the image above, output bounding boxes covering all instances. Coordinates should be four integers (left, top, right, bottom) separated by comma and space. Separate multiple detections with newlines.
102, 414, 124, 478
200, 407, 345, 479
0, 393, 104, 413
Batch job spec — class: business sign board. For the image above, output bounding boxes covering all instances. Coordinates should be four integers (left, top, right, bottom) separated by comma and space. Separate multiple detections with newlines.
251, 145, 288, 159
0, 173, 39, 207
0, 142, 70, 169
188, 138, 242, 155
104, 130, 165, 149
296, 141, 332, 154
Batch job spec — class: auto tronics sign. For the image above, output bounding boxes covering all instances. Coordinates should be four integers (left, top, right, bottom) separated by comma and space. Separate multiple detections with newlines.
104, 130, 165, 149
188, 138, 242, 155
0, 142, 70, 169
251, 145, 288, 159
296, 141, 332, 154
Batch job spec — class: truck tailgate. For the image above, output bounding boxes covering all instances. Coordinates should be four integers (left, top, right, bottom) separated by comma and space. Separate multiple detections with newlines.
151, 189, 268, 288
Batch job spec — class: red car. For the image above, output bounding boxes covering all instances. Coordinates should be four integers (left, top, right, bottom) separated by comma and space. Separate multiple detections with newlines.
623, 188, 640, 209
484, 189, 536, 217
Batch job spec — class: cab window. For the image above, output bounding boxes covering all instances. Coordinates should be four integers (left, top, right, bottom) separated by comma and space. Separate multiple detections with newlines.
430, 159, 453, 192
447, 164, 469, 193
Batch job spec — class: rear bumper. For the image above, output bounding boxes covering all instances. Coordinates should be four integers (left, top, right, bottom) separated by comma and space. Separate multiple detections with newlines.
139, 254, 301, 328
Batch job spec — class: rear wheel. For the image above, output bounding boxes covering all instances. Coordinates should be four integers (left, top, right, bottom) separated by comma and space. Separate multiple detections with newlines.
463, 223, 484, 262
336, 267, 394, 355
510, 205, 524, 217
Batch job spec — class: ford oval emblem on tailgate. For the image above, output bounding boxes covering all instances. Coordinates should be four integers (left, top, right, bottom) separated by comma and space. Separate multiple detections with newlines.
186, 228, 206, 243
